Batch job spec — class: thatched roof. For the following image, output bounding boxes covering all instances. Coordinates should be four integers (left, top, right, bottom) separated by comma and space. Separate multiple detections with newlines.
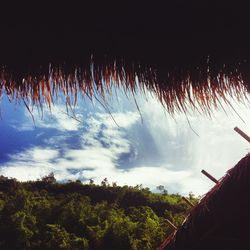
0, 61, 249, 116
159, 153, 250, 250
1, 2, 250, 115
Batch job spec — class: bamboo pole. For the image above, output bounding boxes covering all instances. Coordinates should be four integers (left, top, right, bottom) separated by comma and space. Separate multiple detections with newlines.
157, 233, 175, 250
201, 169, 218, 184
182, 196, 195, 207
234, 127, 250, 143
166, 219, 177, 231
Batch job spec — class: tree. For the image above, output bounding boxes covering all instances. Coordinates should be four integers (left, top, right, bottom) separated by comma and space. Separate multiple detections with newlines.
42, 172, 56, 184
157, 185, 168, 195
101, 178, 109, 187
0, 176, 194, 249
45, 224, 89, 250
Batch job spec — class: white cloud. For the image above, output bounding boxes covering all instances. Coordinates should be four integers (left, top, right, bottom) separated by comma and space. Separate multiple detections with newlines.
0, 111, 141, 185
97, 112, 140, 129
0, 147, 60, 181
11, 123, 35, 132
82, 166, 192, 194
36, 106, 82, 131
132, 93, 250, 194
0, 165, 52, 181
11, 104, 83, 132
58, 148, 115, 170
9, 147, 59, 162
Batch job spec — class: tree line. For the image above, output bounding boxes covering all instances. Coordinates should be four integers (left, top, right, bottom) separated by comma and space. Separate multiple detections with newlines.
0, 174, 197, 250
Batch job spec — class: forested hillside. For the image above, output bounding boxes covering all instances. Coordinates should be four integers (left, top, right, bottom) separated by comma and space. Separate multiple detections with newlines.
0, 174, 197, 250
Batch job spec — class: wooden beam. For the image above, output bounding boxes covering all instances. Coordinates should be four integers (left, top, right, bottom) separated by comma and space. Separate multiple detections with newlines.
201, 169, 218, 184
234, 127, 250, 143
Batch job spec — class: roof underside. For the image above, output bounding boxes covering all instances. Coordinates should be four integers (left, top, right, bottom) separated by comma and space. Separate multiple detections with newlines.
1, 1, 250, 67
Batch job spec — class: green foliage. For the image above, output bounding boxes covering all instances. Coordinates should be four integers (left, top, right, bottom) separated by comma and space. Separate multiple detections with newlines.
44, 224, 89, 250
0, 176, 196, 250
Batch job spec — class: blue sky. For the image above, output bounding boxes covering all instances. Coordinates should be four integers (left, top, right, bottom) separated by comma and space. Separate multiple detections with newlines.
0, 88, 250, 195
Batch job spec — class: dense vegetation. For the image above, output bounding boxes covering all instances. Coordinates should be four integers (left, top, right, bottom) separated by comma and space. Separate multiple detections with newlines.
0, 174, 197, 250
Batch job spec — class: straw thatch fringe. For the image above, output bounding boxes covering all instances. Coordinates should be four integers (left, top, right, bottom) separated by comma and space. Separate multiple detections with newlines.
160, 153, 250, 250
0, 59, 249, 116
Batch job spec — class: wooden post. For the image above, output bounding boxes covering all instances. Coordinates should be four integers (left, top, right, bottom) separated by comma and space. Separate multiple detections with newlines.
182, 196, 195, 207
201, 169, 218, 184
166, 219, 177, 231
234, 127, 250, 143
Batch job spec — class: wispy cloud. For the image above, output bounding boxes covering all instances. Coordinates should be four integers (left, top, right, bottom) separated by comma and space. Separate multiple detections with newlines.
0, 111, 142, 185
1, 91, 250, 195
